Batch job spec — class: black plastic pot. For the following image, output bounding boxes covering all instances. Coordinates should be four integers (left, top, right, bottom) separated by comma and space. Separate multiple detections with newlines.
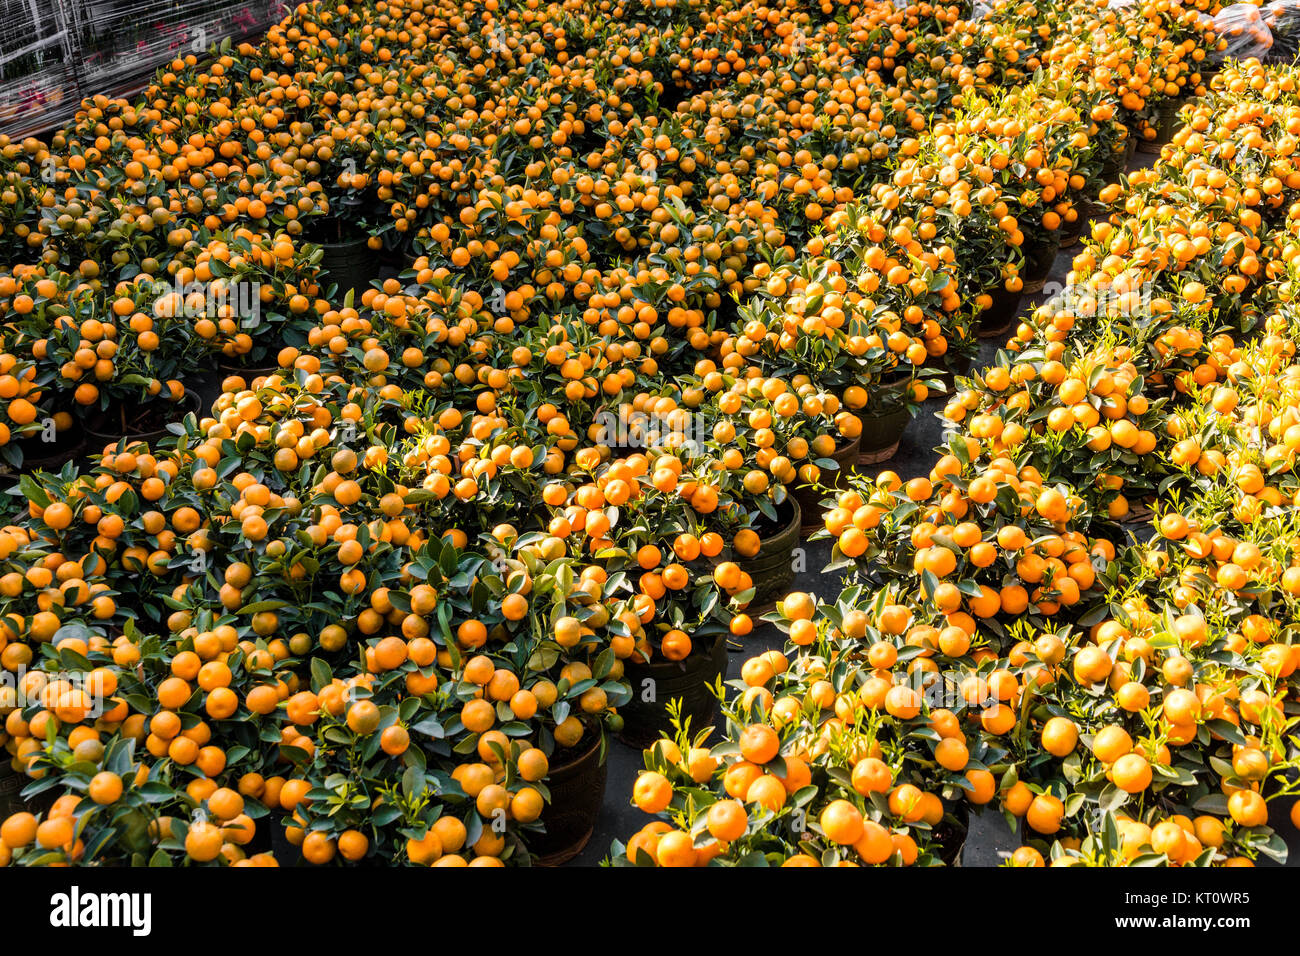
977, 284, 1023, 339
1020, 233, 1060, 294
83, 390, 202, 454
532, 731, 607, 866
725, 497, 802, 610
0, 762, 24, 820
215, 333, 289, 382
317, 235, 379, 298
937, 804, 970, 866
1098, 144, 1126, 186
859, 405, 911, 465
948, 353, 974, 378
6, 424, 85, 473
376, 244, 409, 273
268, 813, 304, 865
1138, 98, 1181, 154
923, 350, 974, 396
792, 434, 860, 531
1159, 97, 1184, 138
1057, 203, 1089, 249
617, 632, 728, 749
1116, 494, 1157, 526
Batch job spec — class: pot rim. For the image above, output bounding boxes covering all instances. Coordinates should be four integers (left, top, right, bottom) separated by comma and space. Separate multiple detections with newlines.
314, 234, 375, 250
757, 495, 802, 553
547, 726, 607, 778
82, 389, 203, 444
622, 630, 728, 675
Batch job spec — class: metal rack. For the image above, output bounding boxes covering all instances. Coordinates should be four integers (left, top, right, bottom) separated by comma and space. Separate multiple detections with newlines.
0, 0, 287, 140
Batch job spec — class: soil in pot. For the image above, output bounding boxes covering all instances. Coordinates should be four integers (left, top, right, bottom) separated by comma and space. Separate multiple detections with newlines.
532, 730, 607, 866
792, 434, 860, 532
617, 632, 728, 749
725, 497, 802, 611
83, 390, 202, 453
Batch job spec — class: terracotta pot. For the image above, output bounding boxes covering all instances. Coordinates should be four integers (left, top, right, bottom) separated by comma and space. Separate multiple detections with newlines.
532, 731, 607, 866
617, 632, 728, 748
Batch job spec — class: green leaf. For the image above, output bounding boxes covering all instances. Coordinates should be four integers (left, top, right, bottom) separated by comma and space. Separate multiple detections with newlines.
402, 765, 423, 801
18, 475, 50, 509
310, 658, 333, 693
238, 600, 289, 615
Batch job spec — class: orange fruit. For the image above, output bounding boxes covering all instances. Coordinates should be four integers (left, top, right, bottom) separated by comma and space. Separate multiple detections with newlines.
738, 723, 780, 764
706, 799, 749, 842
633, 772, 673, 814
820, 799, 864, 845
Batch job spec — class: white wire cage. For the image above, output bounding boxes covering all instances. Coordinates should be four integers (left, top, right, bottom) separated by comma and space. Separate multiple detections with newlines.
0, 0, 287, 139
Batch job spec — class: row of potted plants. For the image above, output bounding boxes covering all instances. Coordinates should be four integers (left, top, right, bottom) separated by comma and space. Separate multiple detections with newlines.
615, 54, 1300, 867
